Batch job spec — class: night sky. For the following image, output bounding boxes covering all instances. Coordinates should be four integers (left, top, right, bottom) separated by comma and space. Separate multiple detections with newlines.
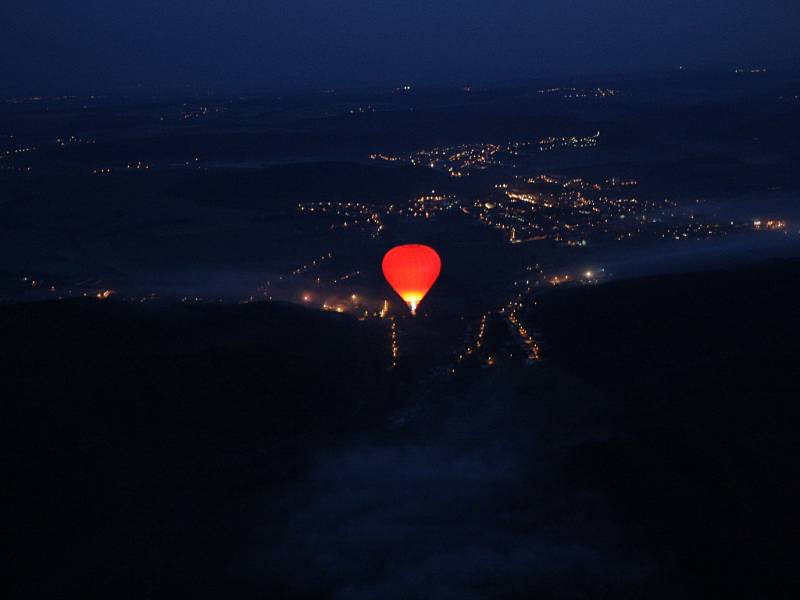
2, 0, 799, 94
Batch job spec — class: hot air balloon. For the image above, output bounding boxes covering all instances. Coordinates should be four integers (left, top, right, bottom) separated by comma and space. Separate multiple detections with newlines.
382, 244, 441, 315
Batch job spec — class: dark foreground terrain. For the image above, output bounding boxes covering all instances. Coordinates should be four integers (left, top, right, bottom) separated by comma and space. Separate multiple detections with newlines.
537, 258, 800, 598
4, 259, 800, 598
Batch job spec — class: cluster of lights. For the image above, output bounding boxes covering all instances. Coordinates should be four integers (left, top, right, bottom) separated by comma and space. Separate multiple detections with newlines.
473, 174, 679, 246
368, 153, 400, 162
297, 293, 383, 319
290, 252, 334, 276
9, 275, 125, 302
539, 131, 600, 152
370, 139, 534, 177
179, 105, 225, 120
1, 145, 36, 156
5, 94, 92, 105
753, 219, 786, 231
538, 87, 619, 99
506, 307, 541, 362
604, 177, 639, 188
646, 217, 790, 242
126, 293, 160, 304
5, 96, 44, 103
390, 318, 399, 367
0, 144, 37, 171
348, 105, 377, 115
298, 202, 385, 237
322, 302, 345, 313
255, 252, 335, 301
451, 268, 545, 371
405, 192, 458, 218
56, 135, 94, 147
180, 295, 222, 303
0, 163, 31, 172
452, 313, 490, 373
332, 270, 361, 284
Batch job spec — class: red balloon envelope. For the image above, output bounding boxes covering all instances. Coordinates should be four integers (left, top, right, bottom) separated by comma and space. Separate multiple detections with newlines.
382, 244, 441, 315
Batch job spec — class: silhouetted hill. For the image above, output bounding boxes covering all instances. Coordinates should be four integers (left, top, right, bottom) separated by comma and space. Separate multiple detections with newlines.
537, 259, 800, 598
3, 299, 393, 597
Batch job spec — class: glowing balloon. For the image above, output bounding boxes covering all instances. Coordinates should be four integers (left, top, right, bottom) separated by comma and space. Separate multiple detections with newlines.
382, 244, 441, 315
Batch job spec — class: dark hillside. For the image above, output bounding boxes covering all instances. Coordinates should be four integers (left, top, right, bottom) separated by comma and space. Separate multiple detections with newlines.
2, 300, 394, 596
537, 260, 800, 598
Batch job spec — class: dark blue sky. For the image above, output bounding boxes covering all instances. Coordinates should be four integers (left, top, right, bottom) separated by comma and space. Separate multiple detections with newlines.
2, 1, 798, 94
